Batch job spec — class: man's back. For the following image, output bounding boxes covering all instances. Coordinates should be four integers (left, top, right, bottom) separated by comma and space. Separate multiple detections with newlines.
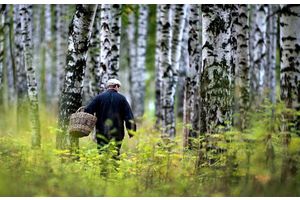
85, 89, 135, 141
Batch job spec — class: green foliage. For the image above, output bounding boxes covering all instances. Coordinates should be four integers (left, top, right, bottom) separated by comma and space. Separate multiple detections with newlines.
0, 102, 300, 196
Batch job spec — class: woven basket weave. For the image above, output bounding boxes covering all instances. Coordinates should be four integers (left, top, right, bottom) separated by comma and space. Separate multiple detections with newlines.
69, 106, 97, 138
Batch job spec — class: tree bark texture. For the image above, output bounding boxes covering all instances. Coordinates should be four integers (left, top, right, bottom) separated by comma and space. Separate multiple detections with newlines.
200, 5, 235, 134
280, 5, 300, 134
250, 5, 268, 108
55, 5, 68, 102
234, 4, 250, 131
155, 5, 162, 129
0, 5, 5, 110
110, 4, 122, 79
158, 4, 173, 138
44, 4, 53, 103
265, 5, 278, 104
86, 5, 101, 99
184, 4, 201, 148
20, 4, 41, 148
57, 4, 97, 150
14, 5, 29, 132
99, 4, 112, 93
128, 6, 137, 111
130, 5, 149, 118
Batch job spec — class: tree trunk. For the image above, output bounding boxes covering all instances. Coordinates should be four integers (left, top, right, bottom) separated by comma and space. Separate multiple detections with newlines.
44, 4, 53, 104
128, 6, 137, 116
0, 5, 5, 90
99, 4, 112, 93
20, 4, 41, 148
130, 5, 149, 118
280, 5, 300, 135
155, 5, 162, 129
200, 5, 235, 134
5, 5, 15, 106
57, 4, 97, 150
158, 4, 172, 138
184, 4, 201, 148
14, 5, 29, 133
250, 5, 268, 108
234, 4, 250, 131
85, 5, 101, 101
55, 5, 68, 103
265, 5, 278, 104
110, 4, 122, 79
177, 5, 190, 119
32, 5, 42, 98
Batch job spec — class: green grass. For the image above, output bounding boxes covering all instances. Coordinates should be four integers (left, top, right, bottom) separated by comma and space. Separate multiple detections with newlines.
0, 102, 300, 197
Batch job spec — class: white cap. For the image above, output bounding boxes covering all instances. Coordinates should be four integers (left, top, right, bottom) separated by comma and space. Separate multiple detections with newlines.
106, 79, 122, 87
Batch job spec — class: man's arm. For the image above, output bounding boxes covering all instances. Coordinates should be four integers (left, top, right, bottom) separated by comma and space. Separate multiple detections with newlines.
123, 98, 136, 138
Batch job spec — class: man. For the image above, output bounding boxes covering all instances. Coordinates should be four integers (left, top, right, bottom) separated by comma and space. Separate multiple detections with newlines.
84, 79, 136, 156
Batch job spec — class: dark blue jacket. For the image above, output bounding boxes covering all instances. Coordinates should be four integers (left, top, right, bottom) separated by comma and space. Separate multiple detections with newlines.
84, 89, 136, 141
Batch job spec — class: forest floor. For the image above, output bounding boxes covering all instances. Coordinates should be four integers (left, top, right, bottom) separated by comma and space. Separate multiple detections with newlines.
0, 104, 300, 197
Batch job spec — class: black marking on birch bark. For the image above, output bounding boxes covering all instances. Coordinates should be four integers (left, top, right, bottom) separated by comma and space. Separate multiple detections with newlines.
207, 15, 226, 35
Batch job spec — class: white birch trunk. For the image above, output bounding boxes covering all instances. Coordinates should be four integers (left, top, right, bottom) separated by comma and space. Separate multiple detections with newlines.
280, 5, 300, 134
5, 5, 15, 105
155, 5, 162, 128
32, 5, 42, 93
130, 5, 149, 118
14, 5, 29, 132
99, 4, 112, 93
55, 5, 68, 102
86, 5, 101, 98
235, 4, 250, 130
128, 7, 137, 115
0, 5, 4, 88
0, 5, 5, 109
58, 4, 97, 150
251, 5, 268, 107
20, 4, 41, 148
110, 4, 122, 79
200, 5, 235, 134
44, 4, 53, 102
265, 5, 278, 104
177, 5, 190, 119
184, 4, 201, 147
159, 4, 173, 138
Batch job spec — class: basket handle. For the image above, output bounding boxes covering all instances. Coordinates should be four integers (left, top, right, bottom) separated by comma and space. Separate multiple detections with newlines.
76, 106, 85, 113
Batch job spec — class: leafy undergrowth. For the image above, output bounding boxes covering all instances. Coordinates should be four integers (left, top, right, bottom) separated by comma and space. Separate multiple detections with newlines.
0, 104, 300, 196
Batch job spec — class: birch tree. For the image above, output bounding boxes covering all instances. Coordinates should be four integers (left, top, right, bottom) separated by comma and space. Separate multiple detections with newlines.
99, 4, 112, 93
234, 4, 250, 131
130, 5, 149, 118
55, 5, 68, 102
14, 5, 29, 132
57, 4, 97, 150
280, 5, 300, 134
158, 4, 172, 138
265, 5, 278, 104
0, 5, 5, 92
110, 4, 122, 79
176, 8, 189, 119
5, 5, 15, 105
184, 4, 201, 148
250, 5, 268, 108
20, 4, 41, 148
158, 4, 185, 138
44, 4, 53, 103
86, 5, 101, 99
200, 5, 236, 134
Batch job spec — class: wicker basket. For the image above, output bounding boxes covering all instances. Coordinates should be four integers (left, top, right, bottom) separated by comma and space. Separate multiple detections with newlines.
69, 106, 97, 138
